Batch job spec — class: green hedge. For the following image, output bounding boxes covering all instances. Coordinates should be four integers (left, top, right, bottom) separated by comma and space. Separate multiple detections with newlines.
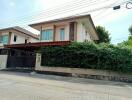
38, 42, 132, 73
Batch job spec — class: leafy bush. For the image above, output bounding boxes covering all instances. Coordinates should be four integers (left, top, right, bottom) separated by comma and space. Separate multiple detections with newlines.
38, 42, 132, 73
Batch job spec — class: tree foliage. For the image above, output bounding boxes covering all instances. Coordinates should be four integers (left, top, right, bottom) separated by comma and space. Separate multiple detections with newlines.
96, 26, 111, 43
129, 25, 132, 36
39, 42, 132, 73
118, 25, 132, 48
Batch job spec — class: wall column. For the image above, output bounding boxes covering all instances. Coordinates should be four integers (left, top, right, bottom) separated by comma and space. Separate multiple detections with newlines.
69, 22, 77, 41
8, 32, 12, 44
0, 55, 8, 69
40, 26, 43, 41
35, 53, 42, 70
53, 25, 56, 41
74, 22, 77, 41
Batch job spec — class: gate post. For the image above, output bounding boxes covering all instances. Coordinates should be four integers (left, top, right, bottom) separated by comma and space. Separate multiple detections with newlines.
0, 55, 8, 70
35, 53, 42, 71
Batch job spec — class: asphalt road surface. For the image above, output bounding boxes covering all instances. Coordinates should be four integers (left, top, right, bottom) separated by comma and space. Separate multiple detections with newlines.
0, 71, 132, 100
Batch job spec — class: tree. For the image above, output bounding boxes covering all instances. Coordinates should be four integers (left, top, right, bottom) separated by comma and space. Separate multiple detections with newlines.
118, 25, 132, 48
129, 25, 132, 36
96, 26, 111, 43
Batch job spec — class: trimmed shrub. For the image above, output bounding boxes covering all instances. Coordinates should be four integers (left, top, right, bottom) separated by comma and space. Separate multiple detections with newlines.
38, 42, 132, 73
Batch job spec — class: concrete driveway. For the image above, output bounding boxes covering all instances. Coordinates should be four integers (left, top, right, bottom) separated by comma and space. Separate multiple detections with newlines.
0, 71, 132, 100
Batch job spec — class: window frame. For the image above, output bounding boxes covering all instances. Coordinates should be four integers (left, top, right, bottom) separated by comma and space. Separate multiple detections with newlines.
14, 35, 17, 42
41, 29, 53, 41
1, 35, 9, 44
60, 28, 65, 41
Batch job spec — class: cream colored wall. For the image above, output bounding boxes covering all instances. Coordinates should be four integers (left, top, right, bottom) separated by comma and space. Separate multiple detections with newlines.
1, 32, 9, 35
42, 26, 54, 30
10, 32, 26, 44
29, 38, 39, 43
0, 31, 38, 44
55, 25, 69, 41
76, 22, 91, 42
10, 32, 38, 44
40, 19, 94, 42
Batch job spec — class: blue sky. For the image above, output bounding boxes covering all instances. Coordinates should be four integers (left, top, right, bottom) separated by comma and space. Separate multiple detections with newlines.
0, 0, 132, 44
99, 10, 132, 44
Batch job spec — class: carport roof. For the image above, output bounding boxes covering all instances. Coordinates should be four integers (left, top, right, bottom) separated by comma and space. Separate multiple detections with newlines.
4, 41, 71, 51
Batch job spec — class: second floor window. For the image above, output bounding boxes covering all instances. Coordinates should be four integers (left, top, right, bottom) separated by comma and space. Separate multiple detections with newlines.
60, 28, 65, 41
1, 35, 8, 44
41, 29, 53, 41
14, 35, 17, 42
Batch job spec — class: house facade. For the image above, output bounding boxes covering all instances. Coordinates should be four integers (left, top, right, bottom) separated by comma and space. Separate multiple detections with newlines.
0, 26, 39, 48
0, 14, 99, 70
29, 14, 99, 42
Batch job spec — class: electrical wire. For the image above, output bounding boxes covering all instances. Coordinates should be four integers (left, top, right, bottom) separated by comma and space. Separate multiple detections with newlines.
0, 0, 131, 27
3, 0, 111, 26
6, 0, 102, 21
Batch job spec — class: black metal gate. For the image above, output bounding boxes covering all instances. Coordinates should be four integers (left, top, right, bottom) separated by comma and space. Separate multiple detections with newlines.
7, 56, 36, 69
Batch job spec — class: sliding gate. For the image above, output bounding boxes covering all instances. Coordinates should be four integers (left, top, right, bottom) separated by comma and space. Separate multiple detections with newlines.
6, 49, 36, 69
7, 56, 36, 69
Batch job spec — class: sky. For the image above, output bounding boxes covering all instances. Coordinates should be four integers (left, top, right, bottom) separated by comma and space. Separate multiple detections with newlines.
0, 0, 132, 44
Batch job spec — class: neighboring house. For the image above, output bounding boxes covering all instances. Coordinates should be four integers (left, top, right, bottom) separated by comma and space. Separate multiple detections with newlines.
29, 14, 99, 42
0, 26, 39, 48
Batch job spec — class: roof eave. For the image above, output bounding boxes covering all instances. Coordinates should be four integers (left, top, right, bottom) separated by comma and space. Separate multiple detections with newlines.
29, 14, 91, 28
0, 27, 39, 39
89, 16, 99, 40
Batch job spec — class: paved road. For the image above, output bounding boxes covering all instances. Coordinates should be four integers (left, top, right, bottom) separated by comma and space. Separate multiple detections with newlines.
0, 71, 132, 100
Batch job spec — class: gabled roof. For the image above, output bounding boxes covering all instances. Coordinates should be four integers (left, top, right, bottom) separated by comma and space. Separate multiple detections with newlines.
0, 26, 39, 39
29, 14, 91, 27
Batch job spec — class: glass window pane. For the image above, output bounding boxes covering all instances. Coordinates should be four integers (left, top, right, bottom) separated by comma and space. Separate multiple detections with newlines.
14, 35, 17, 42
2, 35, 8, 44
41, 29, 53, 41
60, 28, 65, 41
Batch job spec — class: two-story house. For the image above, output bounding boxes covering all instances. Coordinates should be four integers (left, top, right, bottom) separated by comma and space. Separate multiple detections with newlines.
5, 14, 99, 50
1, 14, 99, 70
0, 26, 39, 48
29, 14, 99, 42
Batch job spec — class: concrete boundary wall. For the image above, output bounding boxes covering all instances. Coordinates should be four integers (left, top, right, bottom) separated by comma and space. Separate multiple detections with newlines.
35, 53, 132, 82
0, 55, 8, 69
